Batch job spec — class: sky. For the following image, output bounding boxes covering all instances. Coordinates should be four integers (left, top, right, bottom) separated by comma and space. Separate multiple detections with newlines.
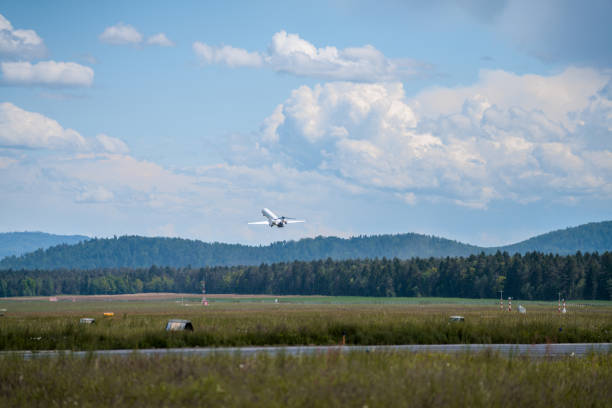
0, 0, 611, 247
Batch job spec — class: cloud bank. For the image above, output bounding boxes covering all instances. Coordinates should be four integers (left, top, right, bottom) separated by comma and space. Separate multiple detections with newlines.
255, 67, 612, 208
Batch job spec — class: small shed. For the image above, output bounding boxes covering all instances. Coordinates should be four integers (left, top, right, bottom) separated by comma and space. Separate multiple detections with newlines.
449, 315, 465, 322
79, 318, 95, 324
0, 308, 6, 316
166, 319, 194, 331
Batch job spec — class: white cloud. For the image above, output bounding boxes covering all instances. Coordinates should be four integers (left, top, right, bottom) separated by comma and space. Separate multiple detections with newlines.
255, 68, 612, 208
146, 33, 174, 47
0, 102, 87, 150
1, 61, 94, 87
267, 30, 420, 81
0, 102, 127, 153
412, 67, 608, 130
99, 23, 143, 45
193, 30, 426, 81
0, 13, 46, 59
193, 42, 263, 68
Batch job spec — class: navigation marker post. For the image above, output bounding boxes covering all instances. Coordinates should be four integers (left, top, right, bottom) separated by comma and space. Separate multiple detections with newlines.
201, 280, 208, 306
562, 299, 566, 314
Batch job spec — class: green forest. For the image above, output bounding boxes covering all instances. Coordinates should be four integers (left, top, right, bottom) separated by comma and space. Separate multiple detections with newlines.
1, 221, 611, 270
2, 251, 611, 300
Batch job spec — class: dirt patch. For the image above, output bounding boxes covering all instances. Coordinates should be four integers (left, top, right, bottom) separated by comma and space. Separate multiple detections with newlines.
1, 293, 307, 301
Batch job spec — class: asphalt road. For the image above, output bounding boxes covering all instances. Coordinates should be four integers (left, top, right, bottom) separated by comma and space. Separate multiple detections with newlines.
6, 343, 611, 359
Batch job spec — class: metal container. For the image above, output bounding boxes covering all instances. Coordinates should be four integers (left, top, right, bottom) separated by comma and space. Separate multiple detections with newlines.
166, 319, 194, 331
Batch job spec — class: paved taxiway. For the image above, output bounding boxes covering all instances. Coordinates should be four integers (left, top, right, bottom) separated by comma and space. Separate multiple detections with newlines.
7, 343, 611, 359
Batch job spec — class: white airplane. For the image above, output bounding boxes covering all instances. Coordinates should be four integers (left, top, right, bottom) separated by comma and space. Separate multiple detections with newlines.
248, 208, 305, 228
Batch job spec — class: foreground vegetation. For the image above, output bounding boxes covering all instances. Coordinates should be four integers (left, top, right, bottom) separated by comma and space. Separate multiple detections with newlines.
0, 300, 610, 350
1, 352, 611, 407
2, 251, 612, 300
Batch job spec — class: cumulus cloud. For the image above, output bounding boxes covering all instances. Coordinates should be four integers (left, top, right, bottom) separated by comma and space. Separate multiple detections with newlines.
146, 33, 175, 47
254, 68, 612, 208
99, 23, 143, 45
0, 13, 46, 59
1, 61, 94, 87
193, 30, 426, 81
0, 102, 128, 153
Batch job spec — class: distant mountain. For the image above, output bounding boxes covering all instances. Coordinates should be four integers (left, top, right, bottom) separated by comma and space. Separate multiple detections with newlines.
0, 221, 610, 270
0, 233, 480, 270
0, 232, 88, 259
493, 221, 612, 255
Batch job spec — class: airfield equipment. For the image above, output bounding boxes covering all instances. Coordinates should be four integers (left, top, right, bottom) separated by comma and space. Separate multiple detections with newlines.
79, 318, 95, 324
449, 315, 464, 322
166, 319, 194, 331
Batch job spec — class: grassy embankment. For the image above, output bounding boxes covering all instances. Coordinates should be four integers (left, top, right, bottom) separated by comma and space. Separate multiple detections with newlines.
0, 297, 610, 350
1, 352, 611, 407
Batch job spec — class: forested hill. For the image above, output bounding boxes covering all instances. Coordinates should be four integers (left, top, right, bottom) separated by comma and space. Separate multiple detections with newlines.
0, 221, 610, 270
0, 232, 88, 259
0, 234, 481, 270
493, 221, 612, 255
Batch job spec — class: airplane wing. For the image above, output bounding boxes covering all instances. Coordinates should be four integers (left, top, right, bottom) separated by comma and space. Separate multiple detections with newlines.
285, 220, 305, 224
248, 221, 269, 225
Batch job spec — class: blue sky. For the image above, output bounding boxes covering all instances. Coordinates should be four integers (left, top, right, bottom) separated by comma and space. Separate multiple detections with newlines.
1, 0, 611, 246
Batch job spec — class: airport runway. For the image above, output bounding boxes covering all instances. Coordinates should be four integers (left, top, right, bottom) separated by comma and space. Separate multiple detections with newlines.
7, 343, 611, 360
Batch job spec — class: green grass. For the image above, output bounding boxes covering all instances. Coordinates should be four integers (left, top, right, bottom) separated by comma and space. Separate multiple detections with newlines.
0, 297, 610, 350
1, 352, 611, 407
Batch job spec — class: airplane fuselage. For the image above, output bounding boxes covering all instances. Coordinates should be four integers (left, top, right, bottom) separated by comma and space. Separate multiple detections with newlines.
262, 208, 286, 227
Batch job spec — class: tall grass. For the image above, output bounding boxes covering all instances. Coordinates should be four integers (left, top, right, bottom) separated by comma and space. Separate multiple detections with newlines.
0, 303, 610, 350
1, 352, 611, 407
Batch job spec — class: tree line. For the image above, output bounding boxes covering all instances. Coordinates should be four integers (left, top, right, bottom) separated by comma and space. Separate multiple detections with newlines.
1, 251, 611, 300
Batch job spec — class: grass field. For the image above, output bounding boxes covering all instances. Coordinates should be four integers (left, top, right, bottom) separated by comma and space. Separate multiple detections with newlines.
0, 295, 610, 350
1, 352, 611, 407
1, 295, 610, 407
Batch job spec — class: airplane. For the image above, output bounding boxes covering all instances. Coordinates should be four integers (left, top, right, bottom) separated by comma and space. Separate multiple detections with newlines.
248, 208, 305, 228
